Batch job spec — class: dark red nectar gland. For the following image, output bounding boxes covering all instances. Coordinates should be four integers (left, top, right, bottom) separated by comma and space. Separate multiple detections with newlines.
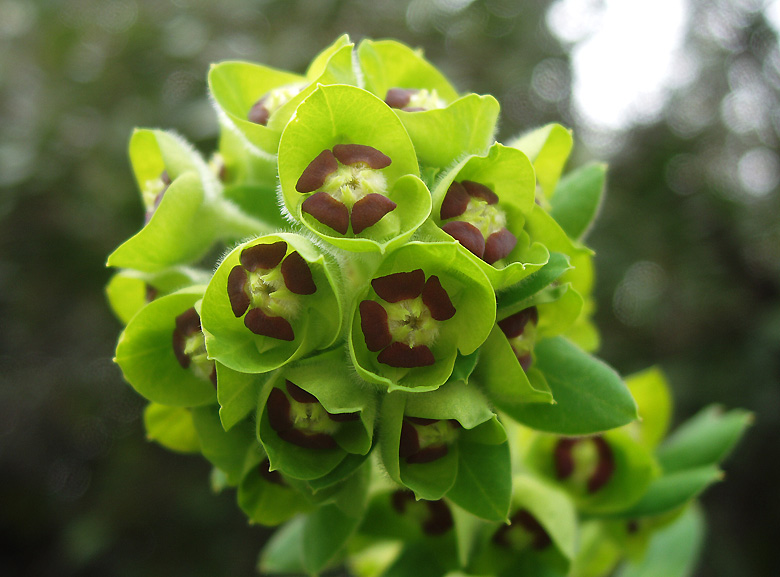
359, 270, 456, 368
296, 144, 397, 235
399, 417, 460, 464
226, 241, 317, 341
440, 180, 518, 264
554, 436, 615, 494
497, 306, 539, 371
265, 380, 358, 450
172, 307, 216, 386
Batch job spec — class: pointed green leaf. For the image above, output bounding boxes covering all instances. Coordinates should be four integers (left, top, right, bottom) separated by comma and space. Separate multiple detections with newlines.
656, 405, 753, 473
549, 162, 606, 240
614, 466, 723, 519
509, 123, 573, 200
615, 505, 705, 577
504, 337, 638, 434
446, 437, 511, 522
495, 252, 572, 312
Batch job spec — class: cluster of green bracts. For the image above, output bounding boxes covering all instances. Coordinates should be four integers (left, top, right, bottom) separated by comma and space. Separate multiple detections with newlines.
106, 36, 749, 577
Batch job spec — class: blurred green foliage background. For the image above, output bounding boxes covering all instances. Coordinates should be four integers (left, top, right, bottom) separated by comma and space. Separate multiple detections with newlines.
1, 0, 777, 575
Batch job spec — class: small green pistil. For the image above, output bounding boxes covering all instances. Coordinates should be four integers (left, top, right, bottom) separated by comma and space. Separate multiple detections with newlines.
386, 298, 439, 347
407, 88, 447, 110
460, 199, 508, 238
568, 440, 600, 490
263, 83, 303, 117
322, 164, 388, 208
504, 525, 537, 552
247, 268, 300, 318
183, 332, 213, 381
415, 420, 459, 450
289, 400, 340, 436
141, 177, 166, 212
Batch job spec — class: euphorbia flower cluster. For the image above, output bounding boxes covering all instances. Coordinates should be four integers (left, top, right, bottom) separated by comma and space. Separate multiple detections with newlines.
107, 36, 749, 577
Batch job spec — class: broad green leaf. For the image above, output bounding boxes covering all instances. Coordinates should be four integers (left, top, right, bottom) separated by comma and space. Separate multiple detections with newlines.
192, 405, 255, 485
615, 505, 705, 577
143, 403, 200, 453
503, 337, 638, 434
549, 162, 606, 240
623, 367, 673, 451
446, 437, 511, 522
474, 325, 554, 408
509, 123, 573, 200
400, 440, 460, 502
115, 287, 216, 407
657, 405, 752, 473
404, 380, 496, 429
612, 466, 722, 519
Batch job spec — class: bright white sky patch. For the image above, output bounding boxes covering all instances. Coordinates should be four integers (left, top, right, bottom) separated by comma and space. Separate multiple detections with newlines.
548, 0, 690, 130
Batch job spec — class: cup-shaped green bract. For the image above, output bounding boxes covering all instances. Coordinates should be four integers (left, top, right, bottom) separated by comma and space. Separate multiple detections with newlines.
358, 39, 500, 170
143, 402, 201, 453
208, 34, 356, 158
349, 241, 495, 392
379, 380, 509, 512
201, 233, 343, 374
524, 429, 659, 516
469, 475, 577, 577
255, 350, 377, 484
429, 143, 549, 290
106, 267, 211, 325
107, 129, 268, 272
509, 123, 574, 203
278, 84, 431, 252
115, 286, 217, 407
